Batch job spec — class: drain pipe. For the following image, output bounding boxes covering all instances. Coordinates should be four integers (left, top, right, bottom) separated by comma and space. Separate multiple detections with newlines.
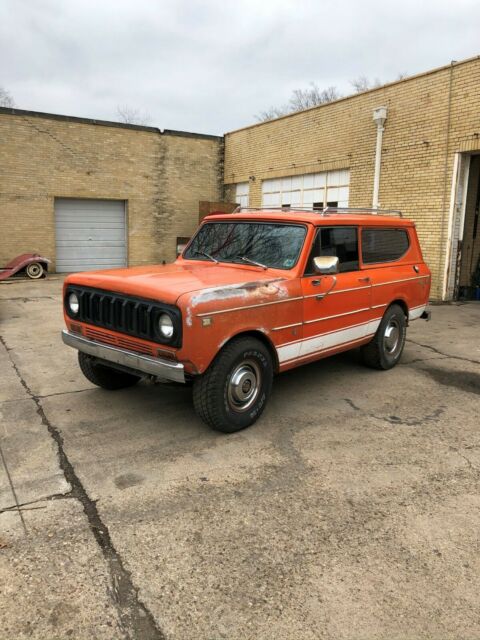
372, 106, 388, 210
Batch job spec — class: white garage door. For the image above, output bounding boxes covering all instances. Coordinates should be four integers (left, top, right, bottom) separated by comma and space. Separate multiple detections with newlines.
55, 198, 127, 272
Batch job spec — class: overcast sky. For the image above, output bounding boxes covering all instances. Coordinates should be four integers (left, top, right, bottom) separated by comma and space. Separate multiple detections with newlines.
1, 0, 479, 135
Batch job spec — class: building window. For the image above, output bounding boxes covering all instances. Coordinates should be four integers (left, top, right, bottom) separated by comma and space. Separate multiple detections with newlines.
235, 182, 249, 208
261, 170, 349, 209
362, 228, 410, 264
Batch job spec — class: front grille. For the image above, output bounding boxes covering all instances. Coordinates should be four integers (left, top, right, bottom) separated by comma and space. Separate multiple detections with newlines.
84, 327, 157, 356
65, 285, 182, 347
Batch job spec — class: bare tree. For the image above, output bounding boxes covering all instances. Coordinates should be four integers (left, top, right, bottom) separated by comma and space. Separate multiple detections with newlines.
0, 86, 15, 108
289, 83, 340, 111
256, 72, 406, 122
350, 75, 382, 93
256, 83, 340, 122
116, 105, 151, 125
256, 105, 288, 122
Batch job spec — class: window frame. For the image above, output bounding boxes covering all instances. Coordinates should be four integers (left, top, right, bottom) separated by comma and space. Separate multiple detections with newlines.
360, 226, 411, 266
303, 225, 360, 276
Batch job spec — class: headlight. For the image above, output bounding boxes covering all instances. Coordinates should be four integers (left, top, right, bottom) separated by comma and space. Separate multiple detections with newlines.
158, 313, 174, 339
68, 292, 79, 315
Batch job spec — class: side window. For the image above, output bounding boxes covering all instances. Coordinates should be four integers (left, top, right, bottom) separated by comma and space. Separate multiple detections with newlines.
306, 227, 359, 274
362, 228, 410, 264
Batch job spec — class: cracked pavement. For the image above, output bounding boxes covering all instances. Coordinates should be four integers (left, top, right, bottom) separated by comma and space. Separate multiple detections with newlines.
1, 277, 479, 639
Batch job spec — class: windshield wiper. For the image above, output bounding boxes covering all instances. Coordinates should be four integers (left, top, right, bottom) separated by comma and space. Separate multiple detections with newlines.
237, 256, 268, 270
195, 250, 218, 263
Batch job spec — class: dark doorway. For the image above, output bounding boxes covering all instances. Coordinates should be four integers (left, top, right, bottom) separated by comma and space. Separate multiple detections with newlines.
458, 155, 480, 300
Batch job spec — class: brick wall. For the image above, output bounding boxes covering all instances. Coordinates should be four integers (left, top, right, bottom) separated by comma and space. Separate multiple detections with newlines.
224, 56, 480, 299
0, 110, 223, 270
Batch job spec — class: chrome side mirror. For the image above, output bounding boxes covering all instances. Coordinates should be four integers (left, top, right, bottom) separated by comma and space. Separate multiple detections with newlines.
313, 256, 339, 274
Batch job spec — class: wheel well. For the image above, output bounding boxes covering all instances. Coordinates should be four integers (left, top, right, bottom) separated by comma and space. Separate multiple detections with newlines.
389, 299, 409, 319
224, 330, 280, 373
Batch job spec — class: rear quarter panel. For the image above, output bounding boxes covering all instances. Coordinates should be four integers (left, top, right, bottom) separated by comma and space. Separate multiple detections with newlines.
362, 225, 431, 319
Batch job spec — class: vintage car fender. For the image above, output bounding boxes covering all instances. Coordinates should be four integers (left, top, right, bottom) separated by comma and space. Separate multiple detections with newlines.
0, 253, 51, 280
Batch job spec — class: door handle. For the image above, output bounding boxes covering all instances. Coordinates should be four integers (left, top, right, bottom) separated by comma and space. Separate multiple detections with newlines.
358, 276, 371, 283
311, 279, 321, 286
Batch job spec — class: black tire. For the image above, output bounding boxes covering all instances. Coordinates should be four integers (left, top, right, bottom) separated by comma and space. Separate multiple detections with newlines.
193, 337, 273, 433
361, 303, 407, 370
78, 352, 141, 390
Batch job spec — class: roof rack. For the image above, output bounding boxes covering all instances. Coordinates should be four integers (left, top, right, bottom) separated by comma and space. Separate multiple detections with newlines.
232, 206, 403, 218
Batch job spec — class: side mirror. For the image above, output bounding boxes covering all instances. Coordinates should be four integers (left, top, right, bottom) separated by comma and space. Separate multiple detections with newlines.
313, 256, 339, 275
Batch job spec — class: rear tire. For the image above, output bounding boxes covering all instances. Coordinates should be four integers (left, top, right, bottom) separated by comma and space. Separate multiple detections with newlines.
361, 304, 407, 370
78, 352, 141, 390
193, 337, 273, 433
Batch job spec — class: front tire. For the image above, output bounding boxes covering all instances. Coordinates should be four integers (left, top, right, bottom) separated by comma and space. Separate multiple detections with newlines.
193, 337, 273, 433
361, 303, 407, 370
78, 352, 141, 390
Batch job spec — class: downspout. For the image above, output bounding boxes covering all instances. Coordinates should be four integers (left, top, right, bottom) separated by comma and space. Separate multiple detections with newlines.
372, 107, 388, 210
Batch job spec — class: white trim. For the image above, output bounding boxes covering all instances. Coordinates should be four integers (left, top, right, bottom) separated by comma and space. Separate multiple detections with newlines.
280, 336, 374, 367
303, 284, 371, 299
304, 307, 371, 324
271, 322, 303, 331
408, 304, 426, 321
442, 152, 460, 300
372, 275, 430, 287
196, 296, 303, 317
195, 276, 429, 318
277, 318, 382, 363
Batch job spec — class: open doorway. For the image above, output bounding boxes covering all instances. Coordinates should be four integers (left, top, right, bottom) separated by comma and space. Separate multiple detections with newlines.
457, 155, 480, 299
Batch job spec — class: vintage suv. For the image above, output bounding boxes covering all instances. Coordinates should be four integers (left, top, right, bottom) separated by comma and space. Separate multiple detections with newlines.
62, 207, 431, 433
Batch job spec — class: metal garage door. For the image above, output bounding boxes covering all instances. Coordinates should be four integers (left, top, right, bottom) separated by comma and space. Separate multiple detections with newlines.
55, 198, 126, 272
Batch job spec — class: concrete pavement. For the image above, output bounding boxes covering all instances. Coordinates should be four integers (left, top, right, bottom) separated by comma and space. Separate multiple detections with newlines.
1, 276, 479, 639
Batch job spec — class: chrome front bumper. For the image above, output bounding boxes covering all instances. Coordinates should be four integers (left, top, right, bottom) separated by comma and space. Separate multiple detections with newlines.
61, 330, 185, 383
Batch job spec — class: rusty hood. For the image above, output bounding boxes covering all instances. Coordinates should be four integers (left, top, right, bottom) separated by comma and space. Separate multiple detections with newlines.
64, 261, 288, 306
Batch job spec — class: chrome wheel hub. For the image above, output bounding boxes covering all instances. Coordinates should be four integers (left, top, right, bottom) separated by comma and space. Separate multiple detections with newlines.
227, 360, 261, 412
384, 318, 400, 354
27, 264, 41, 276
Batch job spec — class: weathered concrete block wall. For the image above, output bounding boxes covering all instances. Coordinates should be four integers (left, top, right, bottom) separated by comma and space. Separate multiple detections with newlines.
224, 57, 480, 299
0, 110, 223, 270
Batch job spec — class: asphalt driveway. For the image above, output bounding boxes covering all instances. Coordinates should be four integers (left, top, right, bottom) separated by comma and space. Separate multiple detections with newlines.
1, 276, 479, 640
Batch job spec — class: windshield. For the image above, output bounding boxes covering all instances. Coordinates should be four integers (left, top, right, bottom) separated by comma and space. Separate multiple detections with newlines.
183, 222, 307, 270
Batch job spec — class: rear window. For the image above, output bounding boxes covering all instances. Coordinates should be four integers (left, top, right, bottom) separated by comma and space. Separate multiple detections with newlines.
362, 228, 410, 264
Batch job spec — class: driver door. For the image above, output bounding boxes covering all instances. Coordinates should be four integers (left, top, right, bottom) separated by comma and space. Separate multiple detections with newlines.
300, 226, 372, 358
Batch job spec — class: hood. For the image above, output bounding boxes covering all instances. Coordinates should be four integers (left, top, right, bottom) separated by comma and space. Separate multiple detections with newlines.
64, 261, 284, 305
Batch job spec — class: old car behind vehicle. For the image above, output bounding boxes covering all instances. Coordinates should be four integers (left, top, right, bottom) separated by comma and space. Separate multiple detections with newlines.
0, 253, 50, 280
61, 207, 431, 432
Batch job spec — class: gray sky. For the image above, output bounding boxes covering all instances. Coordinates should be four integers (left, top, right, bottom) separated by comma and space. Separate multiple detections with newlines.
1, 0, 479, 135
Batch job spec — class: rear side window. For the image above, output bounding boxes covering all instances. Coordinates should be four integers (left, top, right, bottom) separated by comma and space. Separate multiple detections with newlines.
362, 228, 410, 264
306, 226, 359, 274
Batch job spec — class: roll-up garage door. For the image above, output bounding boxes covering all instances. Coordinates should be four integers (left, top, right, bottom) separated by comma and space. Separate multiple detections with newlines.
55, 198, 126, 272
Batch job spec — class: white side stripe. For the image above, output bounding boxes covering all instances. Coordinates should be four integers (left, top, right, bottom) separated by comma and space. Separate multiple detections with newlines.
277, 318, 382, 363
408, 304, 426, 320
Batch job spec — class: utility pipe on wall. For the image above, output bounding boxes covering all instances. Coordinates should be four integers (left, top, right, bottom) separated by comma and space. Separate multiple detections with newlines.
372, 106, 388, 210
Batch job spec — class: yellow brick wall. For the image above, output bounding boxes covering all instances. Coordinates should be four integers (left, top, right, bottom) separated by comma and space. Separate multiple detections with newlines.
224, 57, 480, 299
0, 113, 222, 270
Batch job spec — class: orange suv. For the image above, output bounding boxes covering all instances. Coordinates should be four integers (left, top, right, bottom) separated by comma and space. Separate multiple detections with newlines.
62, 207, 431, 432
